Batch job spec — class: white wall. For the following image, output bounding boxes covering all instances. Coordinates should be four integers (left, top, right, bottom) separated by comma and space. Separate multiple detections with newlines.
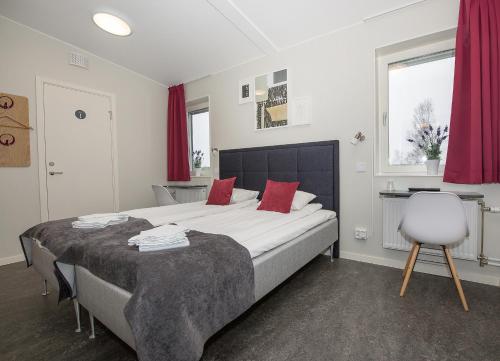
0, 16, 167, 264
185, 0, 500, 286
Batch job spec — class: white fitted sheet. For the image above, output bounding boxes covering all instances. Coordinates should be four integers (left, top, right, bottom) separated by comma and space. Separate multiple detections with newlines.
122, 199, 258, 227
178, 203, 336, 258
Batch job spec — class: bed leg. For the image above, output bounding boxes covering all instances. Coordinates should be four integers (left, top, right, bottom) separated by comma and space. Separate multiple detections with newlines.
73, 299, 82, 333
41, 280, 49, 296
329, 244, 334, 263
89, 312, 96, 340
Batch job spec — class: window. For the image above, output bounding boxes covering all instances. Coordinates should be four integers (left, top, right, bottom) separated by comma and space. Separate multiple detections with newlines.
188, 108, 210, 169
377, 37, 455, 174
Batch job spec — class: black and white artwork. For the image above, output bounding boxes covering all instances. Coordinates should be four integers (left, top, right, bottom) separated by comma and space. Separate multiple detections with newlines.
238, 78, 254, 104
255, 69, 288, 130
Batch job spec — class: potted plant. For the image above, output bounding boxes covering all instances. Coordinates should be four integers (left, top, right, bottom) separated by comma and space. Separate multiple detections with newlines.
407, 124, 448, 175
192, 150, 204, 177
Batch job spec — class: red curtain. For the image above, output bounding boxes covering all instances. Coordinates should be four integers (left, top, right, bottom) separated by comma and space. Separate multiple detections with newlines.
167, 84, 190, 181
444, 0, 500, 184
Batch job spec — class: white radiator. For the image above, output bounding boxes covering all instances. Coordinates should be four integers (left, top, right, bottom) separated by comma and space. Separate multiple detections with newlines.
382, 197, 480, 260
171, 187, 207, 203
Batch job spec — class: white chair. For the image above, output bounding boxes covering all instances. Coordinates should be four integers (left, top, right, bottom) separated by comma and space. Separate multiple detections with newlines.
399, 192, 469, 311
152, 185, 178, 206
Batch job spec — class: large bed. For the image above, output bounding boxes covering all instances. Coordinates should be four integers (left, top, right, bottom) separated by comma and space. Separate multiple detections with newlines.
23, 198, 260, 332
23, 140, 340, 360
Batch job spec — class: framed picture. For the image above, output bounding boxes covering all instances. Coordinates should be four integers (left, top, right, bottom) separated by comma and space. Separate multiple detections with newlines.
254, 69, 288, 130
291, 96, 312, 126
238, 78, 254, 104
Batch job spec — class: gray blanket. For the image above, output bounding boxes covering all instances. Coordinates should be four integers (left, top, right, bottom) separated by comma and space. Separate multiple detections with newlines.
20, 217, 154, 299
20, 218, 255, 361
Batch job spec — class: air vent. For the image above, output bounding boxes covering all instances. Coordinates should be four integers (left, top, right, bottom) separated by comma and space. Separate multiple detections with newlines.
68, 52, 89, 69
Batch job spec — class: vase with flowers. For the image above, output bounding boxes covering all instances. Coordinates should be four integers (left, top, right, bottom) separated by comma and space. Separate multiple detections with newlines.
192, 150, 204, 176
407, 124, 449, 175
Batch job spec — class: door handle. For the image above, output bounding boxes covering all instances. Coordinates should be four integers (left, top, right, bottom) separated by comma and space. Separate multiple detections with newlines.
49, 171, 64, 175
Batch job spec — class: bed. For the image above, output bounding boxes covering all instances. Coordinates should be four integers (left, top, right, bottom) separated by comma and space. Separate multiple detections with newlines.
22, 198, 259, 332
24, 198, 258, 291
23, 140, 340, 360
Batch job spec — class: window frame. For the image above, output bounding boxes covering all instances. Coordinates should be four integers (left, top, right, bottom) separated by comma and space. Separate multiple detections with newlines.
376, 38, 455, 176
187, 106, 210, 171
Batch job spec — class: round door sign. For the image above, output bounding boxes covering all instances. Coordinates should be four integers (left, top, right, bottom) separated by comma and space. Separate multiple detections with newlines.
75, 110, 86, 119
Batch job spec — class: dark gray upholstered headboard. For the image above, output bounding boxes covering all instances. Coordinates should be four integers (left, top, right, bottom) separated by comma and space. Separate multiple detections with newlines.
219, 140, 339, 212
219, 140, 339, 256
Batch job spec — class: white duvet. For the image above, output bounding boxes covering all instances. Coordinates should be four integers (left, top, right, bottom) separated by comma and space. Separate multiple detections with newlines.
178, 203, 336, 258
122, 198, 258, 227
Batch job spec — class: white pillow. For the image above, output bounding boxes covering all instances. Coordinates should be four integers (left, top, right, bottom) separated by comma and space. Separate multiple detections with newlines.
230, 188, 259, 204
291, 190, 316, 211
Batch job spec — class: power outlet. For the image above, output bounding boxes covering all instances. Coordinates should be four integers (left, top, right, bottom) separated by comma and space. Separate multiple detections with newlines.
354, 227, 368, 240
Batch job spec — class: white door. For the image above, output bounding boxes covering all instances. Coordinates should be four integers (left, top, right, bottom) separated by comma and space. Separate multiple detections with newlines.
42, 83, 116, 220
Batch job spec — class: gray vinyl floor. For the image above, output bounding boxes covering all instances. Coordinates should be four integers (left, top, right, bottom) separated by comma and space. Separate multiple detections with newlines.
1, 257, 499, 361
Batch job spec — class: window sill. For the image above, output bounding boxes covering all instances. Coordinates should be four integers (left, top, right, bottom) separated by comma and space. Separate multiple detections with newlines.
375, 172, 444, 178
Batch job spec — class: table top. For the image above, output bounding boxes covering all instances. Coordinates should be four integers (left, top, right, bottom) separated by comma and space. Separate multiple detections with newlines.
379, 190, 484, 200
164, 185, 208, 189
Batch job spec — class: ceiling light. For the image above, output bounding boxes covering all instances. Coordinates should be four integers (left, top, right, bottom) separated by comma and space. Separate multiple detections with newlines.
93, 13, 131, 36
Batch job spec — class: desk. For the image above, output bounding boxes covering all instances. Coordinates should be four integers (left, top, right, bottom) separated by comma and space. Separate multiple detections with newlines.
379, 190, 484, 200
164, 185, 208, 203
380, 190, 484, 261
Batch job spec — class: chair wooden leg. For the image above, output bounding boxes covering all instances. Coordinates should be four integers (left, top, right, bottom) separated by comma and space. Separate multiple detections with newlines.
400, 242, 420, 297
403, 242, 417, 279
442, 246, 469, 311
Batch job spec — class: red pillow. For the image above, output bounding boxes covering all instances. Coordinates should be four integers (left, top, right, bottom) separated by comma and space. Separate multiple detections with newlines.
206, 177, 237, 205
257, 180, 300, 213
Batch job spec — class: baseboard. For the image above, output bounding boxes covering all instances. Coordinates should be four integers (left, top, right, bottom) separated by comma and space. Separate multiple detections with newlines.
340, 251, 500, 287
0, 254, 25, 266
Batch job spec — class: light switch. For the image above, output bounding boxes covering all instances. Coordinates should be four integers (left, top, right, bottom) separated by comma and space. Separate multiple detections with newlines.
355, 162, 367, 173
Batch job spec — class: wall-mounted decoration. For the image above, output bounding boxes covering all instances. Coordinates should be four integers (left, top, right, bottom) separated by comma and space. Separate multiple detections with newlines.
291, 96, 312, 126
0, 133, 15, 146
238, 78, 254, 104
255, 69, 288, 130
0, 92, 31, 167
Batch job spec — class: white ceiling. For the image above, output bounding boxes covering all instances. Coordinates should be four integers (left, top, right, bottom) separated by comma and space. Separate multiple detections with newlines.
0, 0, 425, 86
0, 0, 262, 85
231, 0, 420, 49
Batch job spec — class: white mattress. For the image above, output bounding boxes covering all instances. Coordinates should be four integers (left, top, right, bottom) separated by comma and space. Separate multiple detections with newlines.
122, 199, 258, 227
178, 203, 336, 258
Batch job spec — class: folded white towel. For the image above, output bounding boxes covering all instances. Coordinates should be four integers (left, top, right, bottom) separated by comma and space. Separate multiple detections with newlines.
135, 224, 189, 237
128, 224, 189, 244
72, 213, 129, 229
72, 222, 106, 229
138, 239, 190, 252
129, 234, 187, 246
128, 224, 190, 251
78, 213, 128, 221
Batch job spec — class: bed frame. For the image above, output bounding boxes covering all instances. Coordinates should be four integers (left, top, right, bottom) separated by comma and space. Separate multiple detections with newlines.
32, 140, 340, 350
219, 140, 340, 256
